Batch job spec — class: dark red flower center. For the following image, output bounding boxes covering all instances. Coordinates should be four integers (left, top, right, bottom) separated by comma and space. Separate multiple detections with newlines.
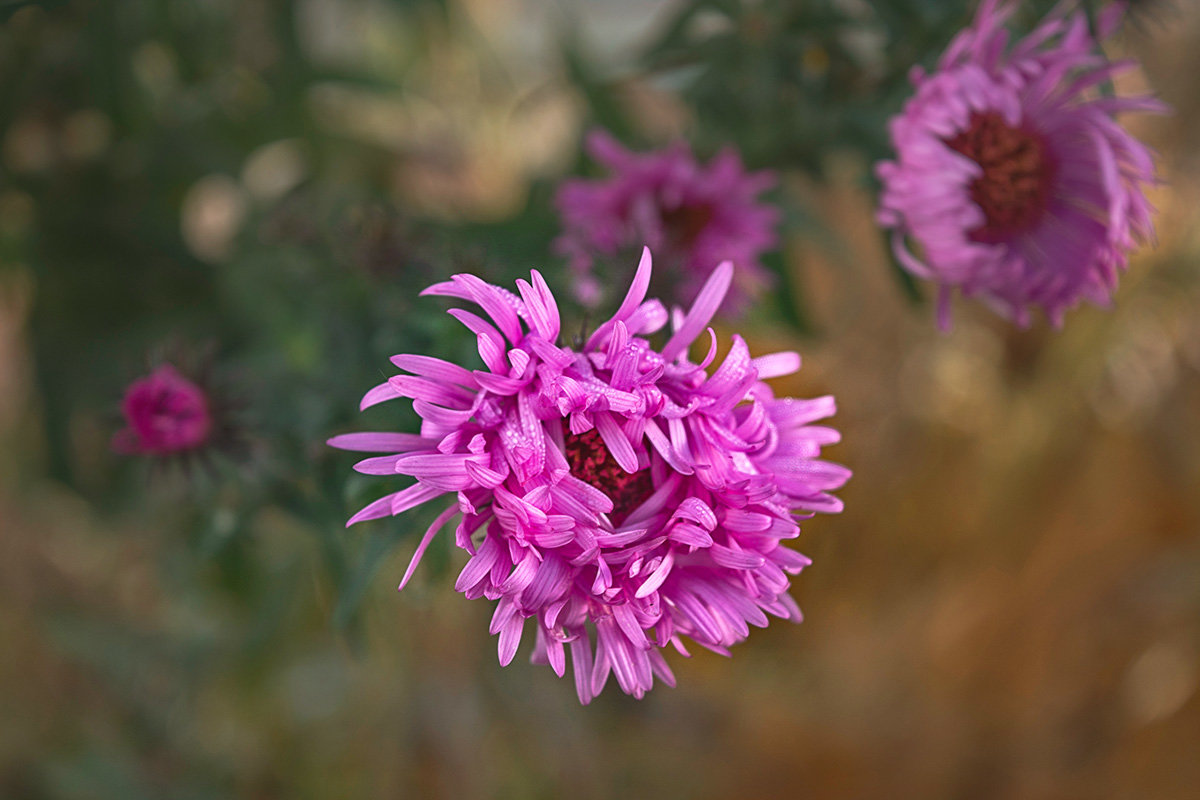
661, 201, 716, 249
945, 112, 1055, 243
563, 425, 654, 525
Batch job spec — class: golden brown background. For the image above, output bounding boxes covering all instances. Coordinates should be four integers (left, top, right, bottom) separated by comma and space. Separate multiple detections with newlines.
2, 1, 1198, 797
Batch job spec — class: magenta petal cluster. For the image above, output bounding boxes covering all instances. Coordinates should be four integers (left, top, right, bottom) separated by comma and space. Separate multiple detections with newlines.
554, 131, 779, 312
876, 0, 1166, 328
113, 364, 213, 455
329, 249, 849, 703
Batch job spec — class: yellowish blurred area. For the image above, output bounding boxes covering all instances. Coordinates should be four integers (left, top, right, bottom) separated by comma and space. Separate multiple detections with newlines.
2, 1, 1199, 798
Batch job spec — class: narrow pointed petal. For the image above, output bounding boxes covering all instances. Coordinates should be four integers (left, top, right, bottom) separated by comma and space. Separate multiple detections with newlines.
662, 261, 733, 361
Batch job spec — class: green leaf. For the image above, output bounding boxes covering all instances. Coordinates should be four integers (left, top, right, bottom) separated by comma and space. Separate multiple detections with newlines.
332, 524, 406, 629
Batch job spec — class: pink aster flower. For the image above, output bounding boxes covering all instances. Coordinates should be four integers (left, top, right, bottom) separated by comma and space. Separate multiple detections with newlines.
113, 364, 213, 455
554, 131, 779, 312
876, 0, 1166, 328
329, 248, 849, 703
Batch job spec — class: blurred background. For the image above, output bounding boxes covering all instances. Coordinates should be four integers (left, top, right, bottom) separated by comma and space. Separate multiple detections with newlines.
2, 0, 1199, 797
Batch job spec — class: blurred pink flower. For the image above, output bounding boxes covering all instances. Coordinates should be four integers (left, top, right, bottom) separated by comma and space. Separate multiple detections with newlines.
330, 248, 849, 703
876, 0, 1166, 328
555, 131, 779, 312
113, 364, 213, 455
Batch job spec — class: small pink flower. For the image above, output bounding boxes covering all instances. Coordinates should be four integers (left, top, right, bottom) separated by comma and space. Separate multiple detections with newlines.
330, 248, 849, 703
113, 365, 212, 455
876, 0, 1166, 328
555, 131, 779, 312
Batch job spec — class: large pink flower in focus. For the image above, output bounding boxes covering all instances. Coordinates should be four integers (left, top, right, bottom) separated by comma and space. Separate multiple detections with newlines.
555, 132, 779, 312
113, 364, 213, 455
329, 249, 849, 703
876, 0, 1166, 328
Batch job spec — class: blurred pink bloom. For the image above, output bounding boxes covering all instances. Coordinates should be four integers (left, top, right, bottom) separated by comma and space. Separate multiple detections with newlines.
876, 0, 1166, 328
113, 364, 213, 455
555, 131, 779, 312
330, 248, 849, 703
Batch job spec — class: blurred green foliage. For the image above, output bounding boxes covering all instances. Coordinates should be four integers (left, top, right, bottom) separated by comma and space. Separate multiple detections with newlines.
1, 1, 1191, 797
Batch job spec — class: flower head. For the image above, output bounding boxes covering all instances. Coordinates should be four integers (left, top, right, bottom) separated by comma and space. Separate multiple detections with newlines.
113, 364, 213, 455
555, 132, 779, 313
876, 0, 1166, 328
329, 249, 849, 703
